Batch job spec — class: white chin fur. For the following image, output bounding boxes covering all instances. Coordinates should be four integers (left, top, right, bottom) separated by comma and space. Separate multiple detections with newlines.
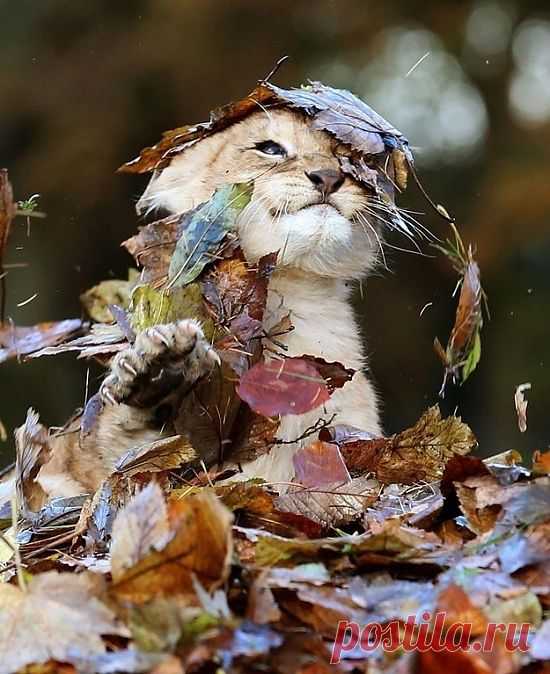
237, 203, 375, 279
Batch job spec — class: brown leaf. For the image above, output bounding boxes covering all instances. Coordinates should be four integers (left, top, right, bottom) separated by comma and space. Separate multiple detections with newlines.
15, 408, 51, 513
276, 476, 376, 528
0, 319, 84, 363
215, 481, 275, 515
113, 435, 197, 476
110, 482, 172, 578
123, 213, 184, 288
299, 356, 355, 393
111, 490, 233, 603
0, 571, 128, 674
237, 357, 330, 417
119, 83, 410, 194
434, 227, 487, 393
451, 260, 482, 354
339, 405, 476, 484
454, 479, 502, 534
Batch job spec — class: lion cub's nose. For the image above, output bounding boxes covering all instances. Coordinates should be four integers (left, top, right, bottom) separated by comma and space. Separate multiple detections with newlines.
306, 168, 345, 197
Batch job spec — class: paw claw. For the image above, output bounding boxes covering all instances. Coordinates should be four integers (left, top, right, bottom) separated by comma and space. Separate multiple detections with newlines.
120, 359, 138, 377
149, 327, 171, 347
207, 347, 221, 367
101, 385, 117, 406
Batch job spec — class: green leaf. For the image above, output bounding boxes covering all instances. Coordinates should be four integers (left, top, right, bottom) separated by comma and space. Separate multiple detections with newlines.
167, 182, 253, 289
130, 283, 214, 338
462, 330, 481, 382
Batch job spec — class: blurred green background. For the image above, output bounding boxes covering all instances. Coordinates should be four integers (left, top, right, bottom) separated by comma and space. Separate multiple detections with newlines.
1, 0, 549, 467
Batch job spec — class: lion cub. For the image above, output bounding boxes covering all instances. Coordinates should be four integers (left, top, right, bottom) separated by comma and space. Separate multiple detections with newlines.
35, 108, 382, 498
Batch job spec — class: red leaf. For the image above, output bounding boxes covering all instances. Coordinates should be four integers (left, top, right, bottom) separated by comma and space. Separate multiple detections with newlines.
237, 358, 330, 416
293, 441, 350, 488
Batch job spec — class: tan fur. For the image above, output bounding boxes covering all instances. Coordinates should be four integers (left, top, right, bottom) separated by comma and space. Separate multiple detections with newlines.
34, 109, 383, 498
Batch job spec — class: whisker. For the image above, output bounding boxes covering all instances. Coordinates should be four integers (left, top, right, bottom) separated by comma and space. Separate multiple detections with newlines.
356, 212, 390, 272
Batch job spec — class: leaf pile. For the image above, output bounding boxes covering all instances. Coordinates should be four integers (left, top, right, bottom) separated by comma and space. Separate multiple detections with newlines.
2, 418, 549, 673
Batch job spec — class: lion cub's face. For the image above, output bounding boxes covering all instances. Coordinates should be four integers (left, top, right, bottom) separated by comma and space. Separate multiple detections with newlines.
138, 109, 379, 279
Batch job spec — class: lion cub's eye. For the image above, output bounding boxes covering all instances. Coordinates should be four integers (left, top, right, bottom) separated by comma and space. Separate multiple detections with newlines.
254, 140, 287, 157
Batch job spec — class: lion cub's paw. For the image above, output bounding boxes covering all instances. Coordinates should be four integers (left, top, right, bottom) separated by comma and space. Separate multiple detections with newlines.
100, 320, 219, 407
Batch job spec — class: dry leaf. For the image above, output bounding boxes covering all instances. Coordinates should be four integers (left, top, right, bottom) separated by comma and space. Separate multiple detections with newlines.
114, 435, 197, 476
434, 225, 487, 395
0, 319, 84, 363
110, 482, 172, 578
15, 408, 51, 513
237, 357, 330, 416
119, 82, 410, 197
0, 571, 128, 674
28, 321, 126, 360
276, 476, 376, 528
338, 405, 476, 483
515, 382, 531, 433
111, 491, 233, 603
293, 441, 351, 488
80, 270, 139, 323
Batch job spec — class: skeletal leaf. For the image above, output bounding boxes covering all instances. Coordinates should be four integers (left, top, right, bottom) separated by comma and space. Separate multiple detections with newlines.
167, 183, 252, 289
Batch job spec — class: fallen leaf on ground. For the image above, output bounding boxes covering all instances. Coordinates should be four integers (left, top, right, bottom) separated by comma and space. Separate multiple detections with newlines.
293, 441, 351, 488
276, 476, 377, 528
0, 571, 128, 674
110, 482, 172, 578
337, 405, 476, 483
111, 490, 233, 603
114, 435, 197, 476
